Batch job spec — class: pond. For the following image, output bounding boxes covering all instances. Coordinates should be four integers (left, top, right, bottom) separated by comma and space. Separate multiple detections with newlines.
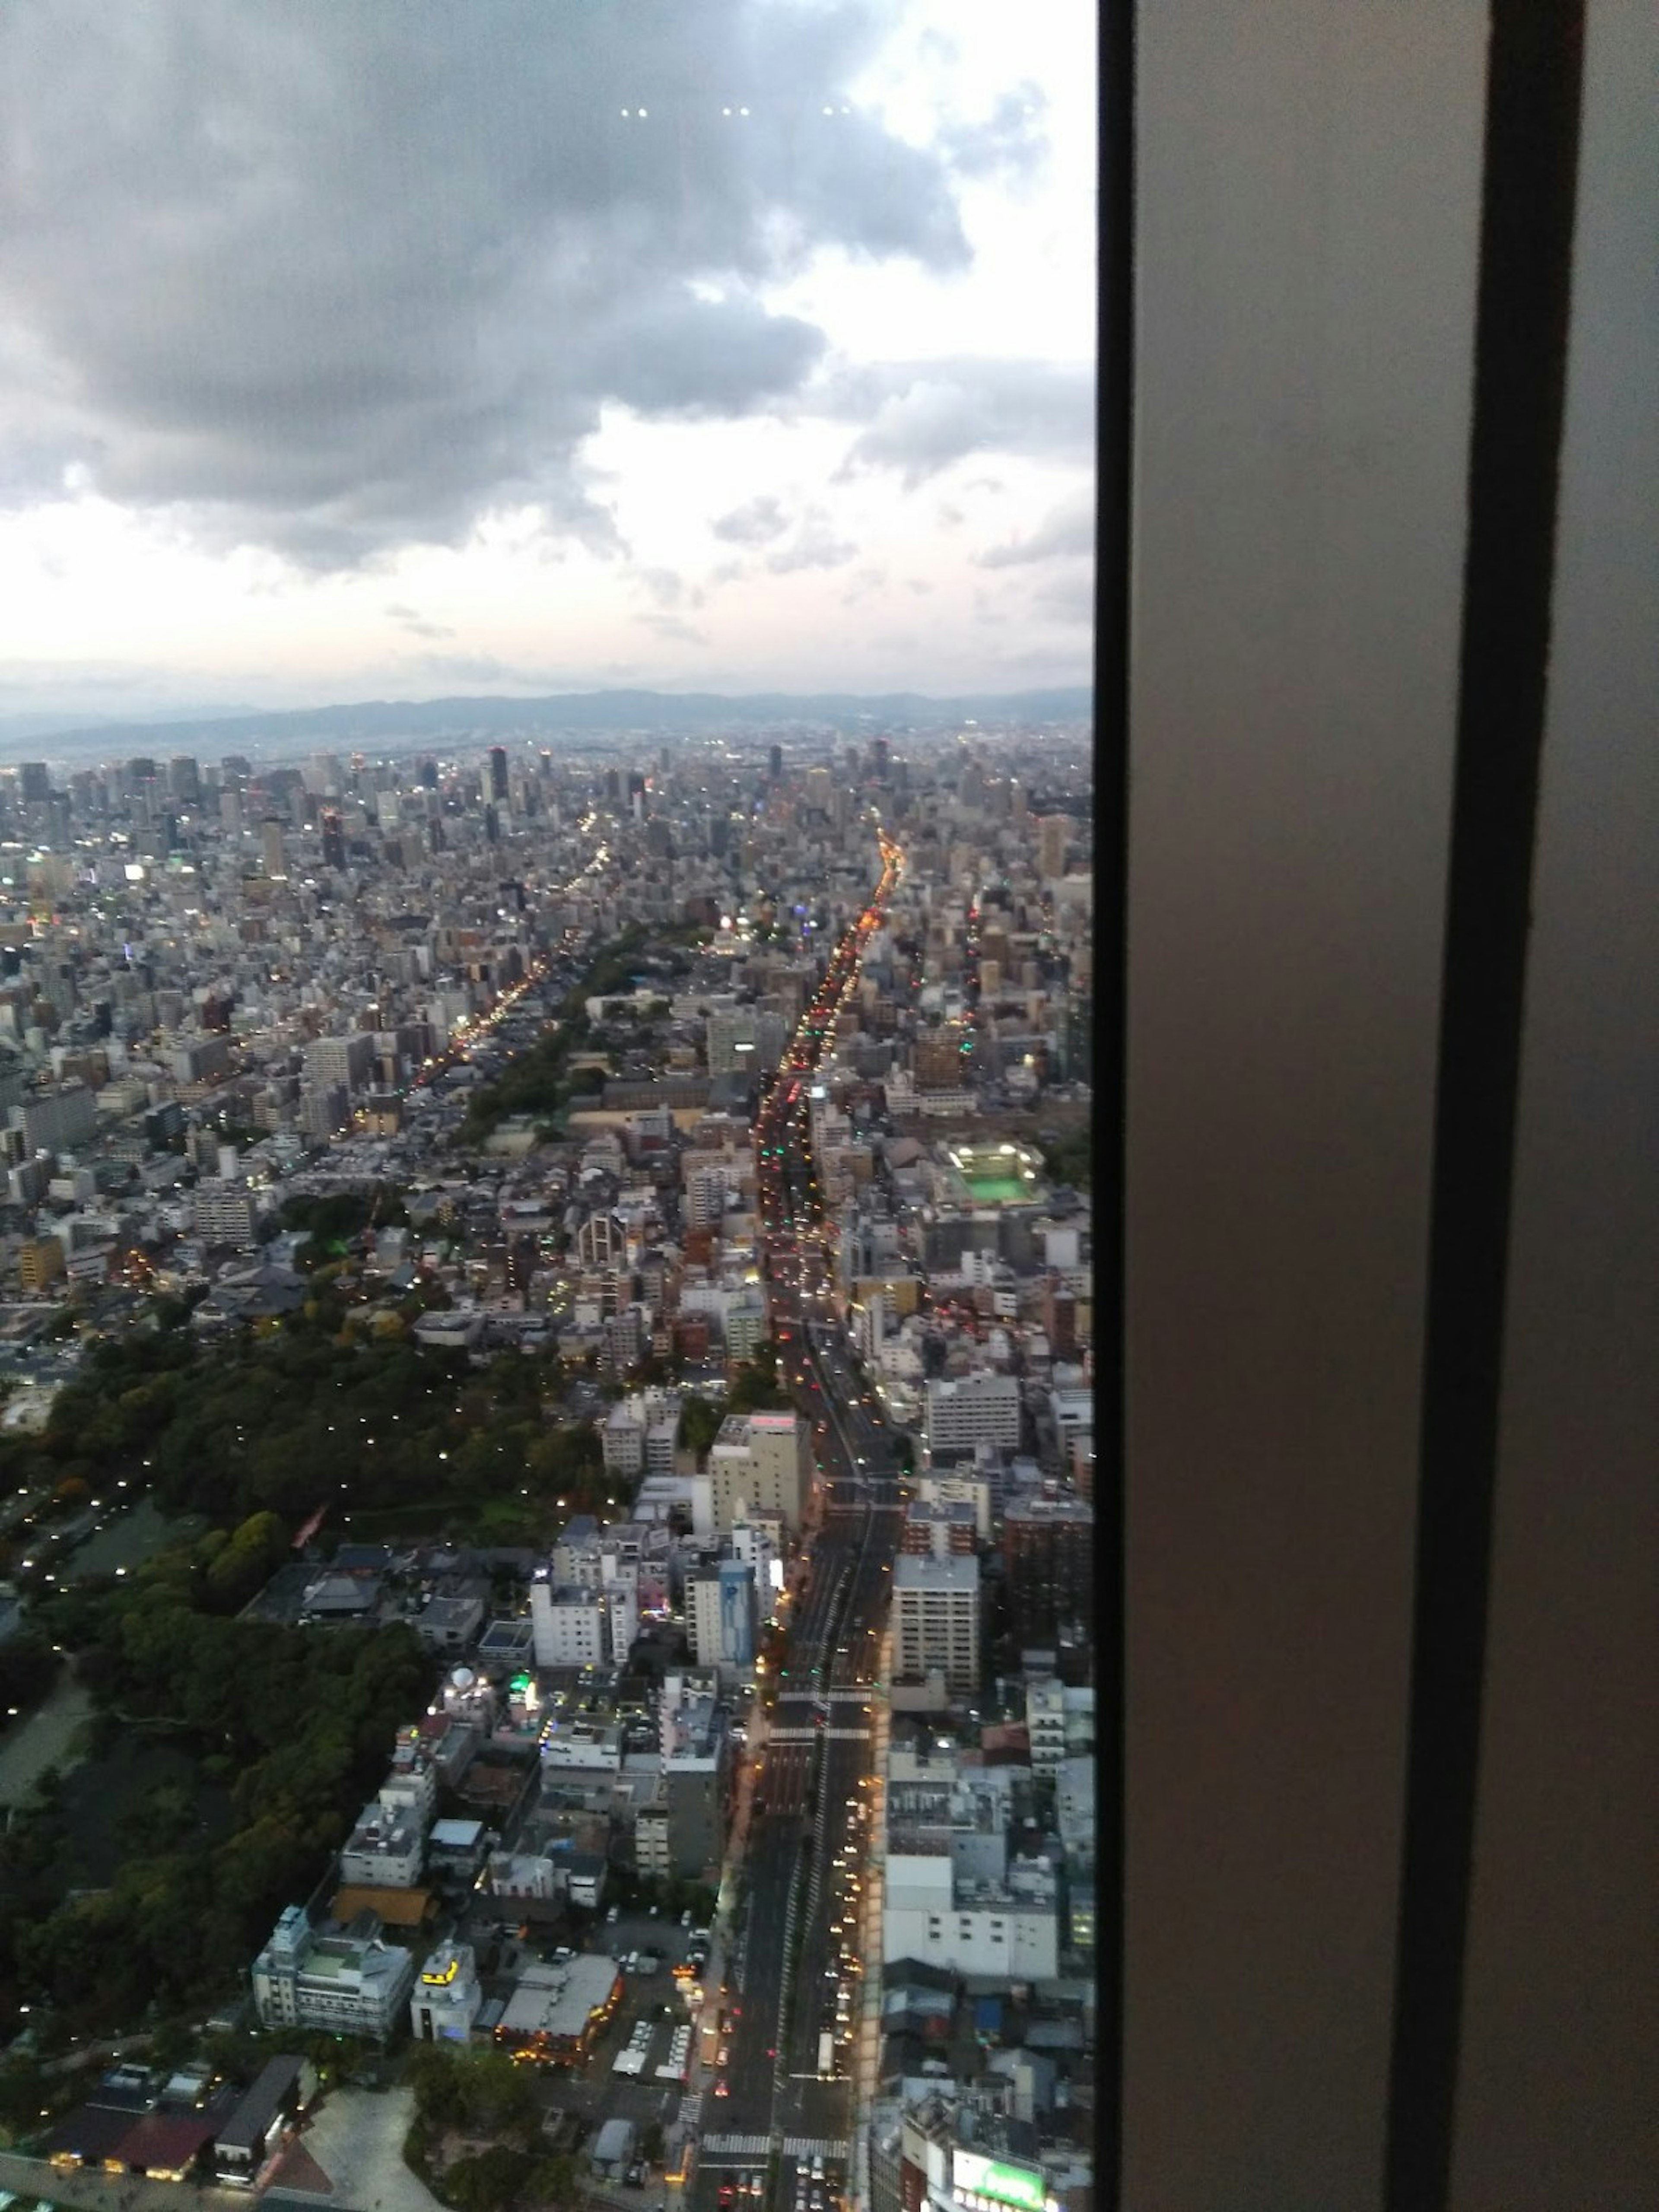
62, 1494, 207, 1583
0, 1664, 93, 1808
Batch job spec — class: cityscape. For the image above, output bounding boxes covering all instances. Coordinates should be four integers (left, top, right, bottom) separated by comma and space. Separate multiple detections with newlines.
0, 717, 1096, 2212
0, 0, 1101, 2208
8, 0, 1639, 2206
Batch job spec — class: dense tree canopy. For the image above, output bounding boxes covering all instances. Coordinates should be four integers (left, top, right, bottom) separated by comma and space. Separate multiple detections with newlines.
0, 1322, 613, 1564
0, 1550, 432, 2034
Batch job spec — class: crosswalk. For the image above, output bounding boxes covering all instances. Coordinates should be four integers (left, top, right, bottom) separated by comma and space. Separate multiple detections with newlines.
700, 2136, 849, 2161
758, 1724, 872, 1743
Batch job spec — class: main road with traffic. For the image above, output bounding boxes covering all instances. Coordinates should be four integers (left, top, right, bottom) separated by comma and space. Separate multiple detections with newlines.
688, 830, 906, 2212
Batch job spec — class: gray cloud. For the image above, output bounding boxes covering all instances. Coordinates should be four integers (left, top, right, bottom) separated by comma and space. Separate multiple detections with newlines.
938, 86, 1050, 181
639, 569, 685, 609
712, 496, 790, 546
385, 602, 455, 639
839, 566, 887, 605
825, 359, 1093, 486
976, 486, 1095, 567
0, 1, 979, 568
766, 509, 856, 574
414, 652, 528, 685
1032, 569, 1095, 624
637, 613, 710, 647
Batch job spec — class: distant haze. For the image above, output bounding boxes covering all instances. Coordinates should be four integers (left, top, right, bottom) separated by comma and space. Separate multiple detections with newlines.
0, 685, 1093, 765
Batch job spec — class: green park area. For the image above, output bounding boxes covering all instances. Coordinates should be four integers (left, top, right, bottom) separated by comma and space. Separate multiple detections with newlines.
0, 1548, 432, 2044
0, 1271, 795, 2061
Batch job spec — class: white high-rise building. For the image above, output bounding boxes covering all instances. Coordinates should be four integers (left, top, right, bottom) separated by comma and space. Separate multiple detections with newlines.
924, 1374, 1021, 1459
530, 1582, 608, 1669
892, 1554, 981, 1694
709, 1411, 811, 1532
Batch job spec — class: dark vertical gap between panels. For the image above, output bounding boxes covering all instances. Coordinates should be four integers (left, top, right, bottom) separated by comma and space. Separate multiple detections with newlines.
1091, 5, 1134, 2206
1386, 5, 1586, 2206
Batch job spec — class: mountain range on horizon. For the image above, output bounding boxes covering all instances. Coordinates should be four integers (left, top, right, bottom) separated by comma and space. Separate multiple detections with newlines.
0, 685, 1093, 763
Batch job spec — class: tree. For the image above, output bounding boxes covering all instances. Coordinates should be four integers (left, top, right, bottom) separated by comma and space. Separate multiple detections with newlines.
677, 1397, 723, 1459
445, 2146, 534, 2212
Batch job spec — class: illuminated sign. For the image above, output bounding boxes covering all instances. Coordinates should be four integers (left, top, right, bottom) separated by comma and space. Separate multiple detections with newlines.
422, 1958, 461, 1986
952, 2153, 1047, 2212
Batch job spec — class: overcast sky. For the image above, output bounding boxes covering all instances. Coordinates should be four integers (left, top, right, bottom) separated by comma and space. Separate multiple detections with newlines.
0, 0, 1095, 727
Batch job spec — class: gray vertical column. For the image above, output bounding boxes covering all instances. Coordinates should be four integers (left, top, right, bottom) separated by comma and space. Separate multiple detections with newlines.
1449, 2, 1659, 2201
1123, 5, 1487, 2203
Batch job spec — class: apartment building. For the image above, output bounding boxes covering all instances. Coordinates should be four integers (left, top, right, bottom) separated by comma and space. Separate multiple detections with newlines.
1001, 1497, 1094, 1643
660, 1673, 734, 1881
337, 1797, 426, 1891
925, 1375, 1022, 1462
708, 1410, 810, 1532
706, 1007, 786, 1079
191, 1180, 260, 1250
601, 1388, 682, 1480
1023, 1679, 1095, 1771
251, 1906, 414, 2039
303, 1033, 375, 1095
530, 1581, 609, 1669
892, 1554, 982, 1695
882, 1837, 1058, 1983
899, 1500, 979, 1559
12, 1083, 97, 1156
409, 1943, 483, 2046
687, 1560, 757, 1672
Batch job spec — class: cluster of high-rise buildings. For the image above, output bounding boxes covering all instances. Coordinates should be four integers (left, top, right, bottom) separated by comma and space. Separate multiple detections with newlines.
0, 726, 1086, 1382
1, 713, 1096, 2203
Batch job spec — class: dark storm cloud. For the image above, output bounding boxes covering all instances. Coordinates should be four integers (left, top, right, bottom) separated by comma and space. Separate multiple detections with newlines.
0, 0, 978, 568
827, 358, 1094, 486
976, 486, 1094, 566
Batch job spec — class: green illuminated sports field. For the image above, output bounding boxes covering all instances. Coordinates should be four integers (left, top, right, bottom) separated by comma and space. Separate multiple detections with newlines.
963, 1173, 1027, 1203
943, 1142, 1050, 1206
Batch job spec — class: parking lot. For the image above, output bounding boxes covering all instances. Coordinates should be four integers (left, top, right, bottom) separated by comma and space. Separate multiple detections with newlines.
458, 1909, 714, 2190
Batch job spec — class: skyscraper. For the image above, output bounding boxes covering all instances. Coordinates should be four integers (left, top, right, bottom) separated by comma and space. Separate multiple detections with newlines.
487, 745, 508, 801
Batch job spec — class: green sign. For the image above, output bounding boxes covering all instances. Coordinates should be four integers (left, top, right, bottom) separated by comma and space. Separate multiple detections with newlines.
953, 2152, 1047, 2212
